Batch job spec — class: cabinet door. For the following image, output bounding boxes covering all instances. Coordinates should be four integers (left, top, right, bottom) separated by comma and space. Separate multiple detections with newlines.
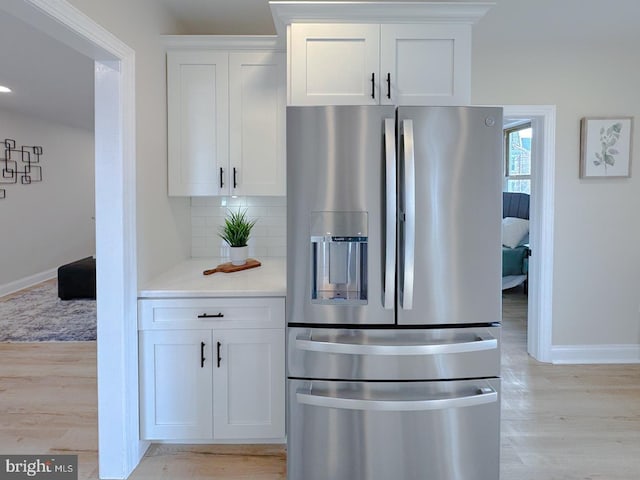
167, 51, 229, 196
229, 52, 286, 196
213, 328, 285, 440
380, 24, 471, 106
290, 24, 380, 105
139, 330, 213, 440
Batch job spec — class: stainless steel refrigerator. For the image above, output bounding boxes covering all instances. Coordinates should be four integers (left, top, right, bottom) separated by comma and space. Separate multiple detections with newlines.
287, 105, 503, 480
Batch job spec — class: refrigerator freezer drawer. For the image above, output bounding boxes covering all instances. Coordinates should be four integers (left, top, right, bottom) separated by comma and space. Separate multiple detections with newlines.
288, 378, 500, 480
288, 326, 500, 380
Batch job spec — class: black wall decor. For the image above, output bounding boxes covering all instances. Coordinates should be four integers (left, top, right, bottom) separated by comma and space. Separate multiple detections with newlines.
0, 138, 44, 199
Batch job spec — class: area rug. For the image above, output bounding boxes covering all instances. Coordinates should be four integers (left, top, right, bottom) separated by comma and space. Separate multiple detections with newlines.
0, 281, 96, 341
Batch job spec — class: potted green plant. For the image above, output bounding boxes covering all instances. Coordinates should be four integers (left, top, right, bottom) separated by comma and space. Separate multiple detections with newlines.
219, 208, 257, 266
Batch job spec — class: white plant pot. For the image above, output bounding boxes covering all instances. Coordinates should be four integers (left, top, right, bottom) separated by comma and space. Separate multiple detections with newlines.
229, 246, 249, 266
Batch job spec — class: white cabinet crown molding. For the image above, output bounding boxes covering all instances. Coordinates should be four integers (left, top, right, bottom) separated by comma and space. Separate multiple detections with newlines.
162, 35, 284, 50
269, 1, 495, 36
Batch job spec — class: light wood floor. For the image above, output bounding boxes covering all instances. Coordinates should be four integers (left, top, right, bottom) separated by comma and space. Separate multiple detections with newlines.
501, 289, 640, 479
0, 342, 99, 479
1, 288, 639, 479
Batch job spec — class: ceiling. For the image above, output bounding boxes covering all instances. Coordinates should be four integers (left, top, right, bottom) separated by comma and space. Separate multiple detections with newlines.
1, 0, 638, 133
0, 12, 94, 131
158, 0, 278, 35
157, 0, 640, 44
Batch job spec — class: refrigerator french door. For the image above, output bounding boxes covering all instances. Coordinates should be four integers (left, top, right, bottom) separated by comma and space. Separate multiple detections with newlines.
396, 107, 502, 325
286, 106, 503, 480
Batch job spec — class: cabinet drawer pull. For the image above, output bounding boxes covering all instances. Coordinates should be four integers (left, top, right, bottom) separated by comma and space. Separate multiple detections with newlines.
217, 341, 222, 368
198, 313, 224, 318
219, 167, 224, 189
233, 167, 238, 189
201, 342, 206, 368
371, 72, 375, 99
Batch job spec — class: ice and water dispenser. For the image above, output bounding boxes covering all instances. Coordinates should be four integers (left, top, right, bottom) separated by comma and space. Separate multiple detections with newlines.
310, 212, 368, 305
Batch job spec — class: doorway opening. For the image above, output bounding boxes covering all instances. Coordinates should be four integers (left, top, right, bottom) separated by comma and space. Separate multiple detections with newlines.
1, 1, 141, 478
501, 118, 532, 360
502, 105, 556, 363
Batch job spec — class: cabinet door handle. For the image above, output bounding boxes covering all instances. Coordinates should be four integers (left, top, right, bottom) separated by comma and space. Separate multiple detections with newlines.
197, 312, 224, 318
233, 167, 238, 189
217, 341, 222, 368
371, 72, 375, 99
219, 167, 224, 189
200, 342, 206, 368
386, 72, 391, 99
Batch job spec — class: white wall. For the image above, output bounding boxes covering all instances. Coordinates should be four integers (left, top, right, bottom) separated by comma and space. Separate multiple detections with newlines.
192, 196, 286, 258
472, 0, 640, 349
0, 109, 94, 292
67, 0, 191, 287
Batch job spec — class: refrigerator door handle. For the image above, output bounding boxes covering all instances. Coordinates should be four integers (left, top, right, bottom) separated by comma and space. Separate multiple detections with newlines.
295, 336, 497, 355
401, 119, 416, 310
297, 386, 497, 412
383, 118, 397, 309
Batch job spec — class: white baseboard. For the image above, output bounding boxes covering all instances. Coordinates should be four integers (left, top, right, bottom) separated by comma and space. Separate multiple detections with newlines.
552, 344, 640, 364
0, 268, 57, 297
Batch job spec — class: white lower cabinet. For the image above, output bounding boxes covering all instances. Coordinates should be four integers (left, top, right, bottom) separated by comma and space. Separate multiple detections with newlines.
213, 328, 285, 439
139, 330, 213, 440
138, 297, 285, 442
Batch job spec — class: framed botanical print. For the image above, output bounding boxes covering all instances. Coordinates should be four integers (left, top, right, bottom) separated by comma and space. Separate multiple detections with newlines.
580, 117, 633, 178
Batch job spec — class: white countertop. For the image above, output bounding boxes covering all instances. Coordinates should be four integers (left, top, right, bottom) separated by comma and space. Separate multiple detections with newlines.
138, 257, 286, 298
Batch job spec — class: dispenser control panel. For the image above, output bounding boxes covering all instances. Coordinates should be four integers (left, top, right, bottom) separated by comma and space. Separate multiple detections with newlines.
310, 212, 368, 306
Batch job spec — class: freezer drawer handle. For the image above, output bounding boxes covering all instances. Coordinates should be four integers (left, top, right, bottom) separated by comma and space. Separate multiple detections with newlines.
296, 386, 497, 412
295, 336, 497, 355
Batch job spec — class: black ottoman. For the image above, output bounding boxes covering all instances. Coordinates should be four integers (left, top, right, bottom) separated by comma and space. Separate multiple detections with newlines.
58, 257, 96, 300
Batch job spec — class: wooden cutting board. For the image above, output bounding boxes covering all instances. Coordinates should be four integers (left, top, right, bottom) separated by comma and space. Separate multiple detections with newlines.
203, 258, 262, 275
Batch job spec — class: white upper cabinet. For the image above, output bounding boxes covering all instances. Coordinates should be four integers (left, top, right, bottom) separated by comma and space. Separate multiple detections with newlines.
271, 2, 491, 107
166, 37, 286, 197
379, 24, 470, 106
289, 23, 470, 106
290, 24, 380, 105
167, 51, 229, 196
229, 51, 286, 196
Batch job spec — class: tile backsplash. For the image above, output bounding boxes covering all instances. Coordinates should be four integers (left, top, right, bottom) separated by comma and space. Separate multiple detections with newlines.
191, 196, 286, 258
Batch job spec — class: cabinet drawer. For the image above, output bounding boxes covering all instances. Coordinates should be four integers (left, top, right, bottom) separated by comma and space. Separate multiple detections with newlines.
138, 297, 285, 330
